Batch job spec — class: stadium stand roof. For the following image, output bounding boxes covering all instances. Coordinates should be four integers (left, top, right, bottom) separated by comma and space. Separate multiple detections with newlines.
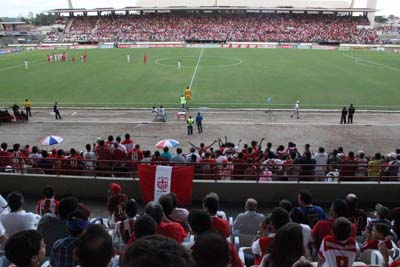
135, 0, 351, 9
48, 0, 377, 14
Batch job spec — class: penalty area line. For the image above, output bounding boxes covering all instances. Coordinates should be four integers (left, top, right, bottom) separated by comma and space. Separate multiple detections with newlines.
189, 48, 204, 89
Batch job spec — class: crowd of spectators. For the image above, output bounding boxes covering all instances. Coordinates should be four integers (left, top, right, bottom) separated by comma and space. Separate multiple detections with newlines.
1, 134, 400, 181
62, 13, 378, 43
64, 16, 97, 42
1, 188, 400, 267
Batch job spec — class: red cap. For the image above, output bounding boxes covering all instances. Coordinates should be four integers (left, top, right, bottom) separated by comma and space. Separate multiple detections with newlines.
109, 183, 122, 194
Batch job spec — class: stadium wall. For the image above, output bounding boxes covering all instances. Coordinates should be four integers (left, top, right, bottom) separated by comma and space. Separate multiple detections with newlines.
1, 173, 400, 204
9, 42, 400, 52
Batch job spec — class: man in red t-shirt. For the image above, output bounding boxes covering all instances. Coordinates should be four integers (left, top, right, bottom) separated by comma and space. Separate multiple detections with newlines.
121, 133, 135, 152
95, 140, 112, 176
144, 201, 187, 243
128, 144, 144, 171
36, 185, 60, 216
312, 199, 357, 250
203, 193, 229, 238
0, 142, 12, 172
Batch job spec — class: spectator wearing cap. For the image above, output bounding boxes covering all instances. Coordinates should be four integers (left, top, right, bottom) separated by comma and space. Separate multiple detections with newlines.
37, 196, 79, 256
312, 199, 357, 250
107, 183, 128, 226
4, 230, 46, 267
144, 201, 187, 243
367, 203, 392, 234
233, 198, 265, 235
345, 193, 367, 236
168, 192, 189, 225
49, 210, 90, 267
0, 192, 41, 236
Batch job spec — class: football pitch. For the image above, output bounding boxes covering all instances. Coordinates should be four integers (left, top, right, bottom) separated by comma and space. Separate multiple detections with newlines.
0, 48, 399, 109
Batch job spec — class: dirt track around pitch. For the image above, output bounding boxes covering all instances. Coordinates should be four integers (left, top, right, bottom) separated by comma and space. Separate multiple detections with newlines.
1, 108, 400, 155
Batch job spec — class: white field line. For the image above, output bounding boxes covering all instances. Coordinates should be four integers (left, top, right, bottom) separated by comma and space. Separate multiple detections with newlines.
189, 48, 204, 89
342, 54, 400, 72
0, 60, 47, 72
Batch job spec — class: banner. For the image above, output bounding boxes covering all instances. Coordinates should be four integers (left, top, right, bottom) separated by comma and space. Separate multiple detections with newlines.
138, 165, 194, 205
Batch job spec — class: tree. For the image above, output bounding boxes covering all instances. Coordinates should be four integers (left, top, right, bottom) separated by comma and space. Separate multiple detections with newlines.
375, 16, 387, 24
32, 13, 56, 26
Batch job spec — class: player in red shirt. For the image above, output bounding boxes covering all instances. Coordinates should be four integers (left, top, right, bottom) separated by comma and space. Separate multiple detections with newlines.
36, 185, 60, 216
47, 55, 51, 62
71, 55, 75, 62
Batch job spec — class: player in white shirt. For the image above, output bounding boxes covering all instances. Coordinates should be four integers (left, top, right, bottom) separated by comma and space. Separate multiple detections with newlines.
178, 60, 182, 70
127, 53, 131, 63
291, 100, 300, 119
24, 58, 28, 69
318, 217, 359, 267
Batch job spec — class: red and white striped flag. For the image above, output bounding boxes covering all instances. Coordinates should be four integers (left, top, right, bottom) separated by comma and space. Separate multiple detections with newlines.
138, 165, 194, 205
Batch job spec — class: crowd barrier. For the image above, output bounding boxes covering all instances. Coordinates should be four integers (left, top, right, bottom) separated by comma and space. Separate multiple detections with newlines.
1, 157, 400, 203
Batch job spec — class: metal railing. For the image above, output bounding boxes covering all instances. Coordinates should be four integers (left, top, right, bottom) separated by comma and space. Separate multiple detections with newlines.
1, 156, 399, 183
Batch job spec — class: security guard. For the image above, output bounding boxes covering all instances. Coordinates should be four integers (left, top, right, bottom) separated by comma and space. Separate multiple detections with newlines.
180, 95, 186, 111
187, 116, 194, 135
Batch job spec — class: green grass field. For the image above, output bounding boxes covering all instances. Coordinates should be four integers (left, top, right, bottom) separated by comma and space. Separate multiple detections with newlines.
0, 48, 399, 109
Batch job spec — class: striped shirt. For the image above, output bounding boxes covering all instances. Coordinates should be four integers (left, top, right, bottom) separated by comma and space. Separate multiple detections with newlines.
36, 198, 59, 216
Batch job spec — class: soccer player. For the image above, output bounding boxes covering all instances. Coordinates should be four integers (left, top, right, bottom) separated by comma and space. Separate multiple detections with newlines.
24, 59, 28, 69
178, 59, 182, 70
71, 55, 76, 62
291, 100, 300, 119
185, 86, 191, 101
127, 53, 131, 63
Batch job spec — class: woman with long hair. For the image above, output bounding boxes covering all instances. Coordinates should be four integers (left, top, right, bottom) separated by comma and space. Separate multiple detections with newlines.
261, 222, 305, 267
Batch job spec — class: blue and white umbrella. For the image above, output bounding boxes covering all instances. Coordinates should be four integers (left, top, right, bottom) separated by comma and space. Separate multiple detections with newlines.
156, 139, 179, 148
40, 135, 64, 146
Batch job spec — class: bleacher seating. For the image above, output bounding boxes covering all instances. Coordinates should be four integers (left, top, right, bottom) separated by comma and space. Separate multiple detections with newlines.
61, 13, 378, 44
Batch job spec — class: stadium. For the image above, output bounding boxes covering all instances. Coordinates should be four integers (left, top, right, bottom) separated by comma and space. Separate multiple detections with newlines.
1, 0, 400, 266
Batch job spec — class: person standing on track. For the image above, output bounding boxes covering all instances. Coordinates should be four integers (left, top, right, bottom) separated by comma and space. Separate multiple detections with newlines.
24, 99, 32, 118
290, 100, 300, 119
187, 116, 194, 135
348, 104, 355, 124
340, 106, 348, 124
24, 58, 28, 69
53, 102, 62, 120
178, 59, 182, 70
180, 95, 187, 111
196, 112, 203, 133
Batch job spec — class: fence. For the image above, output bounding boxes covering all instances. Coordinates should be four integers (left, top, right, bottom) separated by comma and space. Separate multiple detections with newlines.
1, 156, 399, 183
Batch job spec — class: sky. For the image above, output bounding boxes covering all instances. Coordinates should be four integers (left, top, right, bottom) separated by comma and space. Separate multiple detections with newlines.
0, 0, 399, 18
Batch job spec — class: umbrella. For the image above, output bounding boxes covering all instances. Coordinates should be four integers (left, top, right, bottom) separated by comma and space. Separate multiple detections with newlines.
40, 135, 64, 146
156, 139, 179, 148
